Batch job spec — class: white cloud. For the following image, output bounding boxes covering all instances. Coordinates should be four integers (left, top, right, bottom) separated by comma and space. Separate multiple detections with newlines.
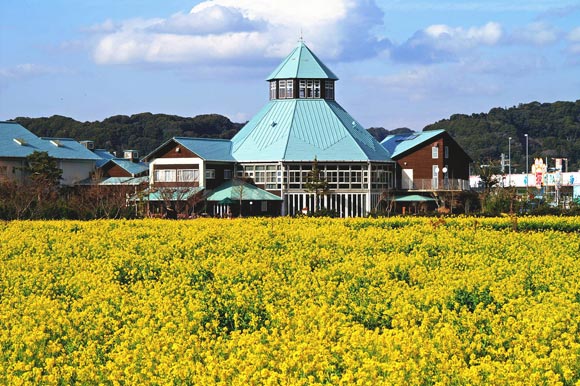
0, 63, 67, 79
567, 27, 580, 58
569, 26, 580, 41
92, 0, 387, 66
392, 22, 502, 63
509, 22, 559, 45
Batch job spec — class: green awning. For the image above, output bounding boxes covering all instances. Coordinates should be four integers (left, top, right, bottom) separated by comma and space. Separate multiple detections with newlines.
206, 180, 282, 202
394, 195, 436, 202
138, 187, 204, 201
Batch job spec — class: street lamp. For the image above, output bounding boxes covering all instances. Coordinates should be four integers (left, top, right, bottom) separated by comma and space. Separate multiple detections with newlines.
508, 137, 512, 186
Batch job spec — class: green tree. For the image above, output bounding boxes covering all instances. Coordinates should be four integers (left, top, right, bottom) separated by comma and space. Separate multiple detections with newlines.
304, 157, 329, 212
23, 151, 62, 185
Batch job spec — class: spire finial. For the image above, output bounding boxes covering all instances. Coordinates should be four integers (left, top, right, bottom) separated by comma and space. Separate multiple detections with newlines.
298, 29, 304, 43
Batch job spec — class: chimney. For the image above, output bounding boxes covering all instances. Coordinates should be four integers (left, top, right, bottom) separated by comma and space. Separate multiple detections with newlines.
80, 140, 95, 150
123, 150, 139, 162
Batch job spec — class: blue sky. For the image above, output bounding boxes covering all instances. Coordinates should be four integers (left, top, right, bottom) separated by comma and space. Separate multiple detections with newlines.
1, 0, 579, 131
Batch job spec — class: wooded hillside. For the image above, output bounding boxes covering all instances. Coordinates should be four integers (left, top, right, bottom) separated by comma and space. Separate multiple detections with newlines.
12, 100, 580, 170
13, 113, 243, 157
423, 100, 580, 171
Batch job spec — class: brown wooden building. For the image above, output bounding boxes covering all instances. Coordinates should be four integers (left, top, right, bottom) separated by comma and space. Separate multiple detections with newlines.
381, 129, 472, 194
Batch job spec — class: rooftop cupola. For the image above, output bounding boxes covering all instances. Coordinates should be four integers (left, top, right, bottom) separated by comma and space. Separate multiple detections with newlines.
267, 41, 339, 101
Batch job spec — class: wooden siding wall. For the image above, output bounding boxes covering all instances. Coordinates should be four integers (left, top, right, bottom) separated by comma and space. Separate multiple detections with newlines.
102, 163, 130, 178
397, 139, 443, 180
158, 144, 198, 159
396, 134, 471, 182
205, 163, 234, 190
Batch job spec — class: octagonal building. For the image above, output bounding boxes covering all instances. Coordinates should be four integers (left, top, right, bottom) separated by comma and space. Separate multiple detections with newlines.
231, 41, 395, 216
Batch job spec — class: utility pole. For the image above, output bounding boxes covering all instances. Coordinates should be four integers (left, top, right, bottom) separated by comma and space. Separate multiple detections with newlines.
508, 137, 512, 186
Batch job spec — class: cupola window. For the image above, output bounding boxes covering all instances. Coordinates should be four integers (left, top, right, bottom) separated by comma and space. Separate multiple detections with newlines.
270, 81, 276, 100
299, 80, 321, 98
277, 79, 294, 99
325, 81, 334, 100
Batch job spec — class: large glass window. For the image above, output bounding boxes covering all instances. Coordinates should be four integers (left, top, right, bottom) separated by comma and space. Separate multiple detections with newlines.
155, 169, 176, 182
177, 169, 198, 182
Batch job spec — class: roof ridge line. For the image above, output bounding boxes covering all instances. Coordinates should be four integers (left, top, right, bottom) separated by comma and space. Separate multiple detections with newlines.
325, 100, 368, 158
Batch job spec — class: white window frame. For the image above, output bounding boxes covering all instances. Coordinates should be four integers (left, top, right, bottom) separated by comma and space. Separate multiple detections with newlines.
299, 80, 306, 98
432, 146, 439, 159
155, 169, 177, 182
177, 169, 198, 182
205, 169, 215, 180
286, 79, 293, 98
313, 80, 320, 98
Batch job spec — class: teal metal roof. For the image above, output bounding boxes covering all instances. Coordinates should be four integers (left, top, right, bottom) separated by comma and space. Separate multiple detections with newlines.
94, 149, 116, 167
140, 187, 204, 201
106, 159, 149, 176
206, 180, 282, 201
267, 41, 338, 81
100, 176, 149, 185
0, 122, 100, 161
394, 194, 436, 202
231, 99, 392, 162
144, 137, 235, 162
381, 130, 445, 158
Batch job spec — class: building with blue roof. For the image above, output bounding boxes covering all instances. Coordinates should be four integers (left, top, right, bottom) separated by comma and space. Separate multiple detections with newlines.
142, 41, 396, 217
0, 121, 101, 185
143, 41, 395, 217
231, 40, 395, 216
381, 130, 472, 199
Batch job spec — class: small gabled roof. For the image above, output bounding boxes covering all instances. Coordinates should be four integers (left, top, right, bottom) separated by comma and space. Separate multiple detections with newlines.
143, 137, 235, 162
380, 130, 445, 159
0, 121, 99, 161
139, 187, 204, 202
206, 180, 282, 202
94, 149, 116, 167
102, 158, 149, 176
267, 41, 339, 81
231, 99, 392, 162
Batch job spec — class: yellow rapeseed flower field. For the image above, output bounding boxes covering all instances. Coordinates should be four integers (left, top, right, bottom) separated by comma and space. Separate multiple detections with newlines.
1, 217, 580, 385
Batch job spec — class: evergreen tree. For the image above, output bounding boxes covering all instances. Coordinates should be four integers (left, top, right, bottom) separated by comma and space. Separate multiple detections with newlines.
304, 157, 329, 212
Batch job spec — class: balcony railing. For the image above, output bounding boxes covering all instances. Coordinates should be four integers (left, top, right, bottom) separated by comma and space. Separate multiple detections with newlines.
406, 178, 471, 191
